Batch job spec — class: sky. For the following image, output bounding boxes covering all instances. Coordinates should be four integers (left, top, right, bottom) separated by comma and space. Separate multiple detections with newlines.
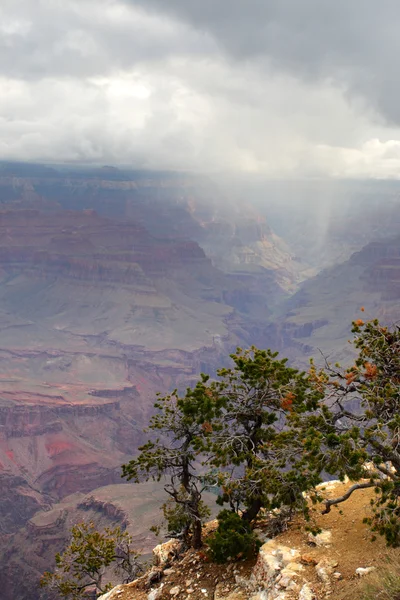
3, 0, 400, 177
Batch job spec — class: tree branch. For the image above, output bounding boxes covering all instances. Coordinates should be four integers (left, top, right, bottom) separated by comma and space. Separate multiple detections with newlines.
322, 481, 375, 514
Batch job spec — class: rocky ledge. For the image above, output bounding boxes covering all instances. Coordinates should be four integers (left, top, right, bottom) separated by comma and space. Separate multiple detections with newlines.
98, 480, 389, 600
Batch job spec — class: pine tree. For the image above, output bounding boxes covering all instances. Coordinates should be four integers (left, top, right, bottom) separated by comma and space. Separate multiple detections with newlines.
306, 318, 400, 546
202, 347, 322, 524
121, 380, 216, 548
40, 522, 142, 599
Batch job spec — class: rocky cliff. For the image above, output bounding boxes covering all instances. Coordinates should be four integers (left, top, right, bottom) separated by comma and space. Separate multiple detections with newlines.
0, 163, 300, 294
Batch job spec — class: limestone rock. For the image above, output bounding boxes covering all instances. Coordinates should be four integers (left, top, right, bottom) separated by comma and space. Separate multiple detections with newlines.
153, 539, 182, 566
252, 538, 301, 588
169, 585, 181, 596
281, 561, 304, 575
318, 558, 338, 571
235, 574, 255, 590
316, 565, 330, 586
356, 566, 375, 577
315, 479, 348, 491
250, 593, 286, 600
298, 583, 317, 600
252, 550, 282, 587
148, 586, 164, 600
307, 530, 332, 547
251, 539, 305, 599
249, 593, 269, 600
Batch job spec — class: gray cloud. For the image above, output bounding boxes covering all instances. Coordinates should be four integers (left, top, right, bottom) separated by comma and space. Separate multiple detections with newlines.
1, 0, 400, 176
127, 0, 400, 125
0, 0, 218, 81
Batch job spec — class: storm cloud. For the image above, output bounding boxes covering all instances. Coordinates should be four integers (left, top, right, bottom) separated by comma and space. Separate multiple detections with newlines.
2, 0, 400, 176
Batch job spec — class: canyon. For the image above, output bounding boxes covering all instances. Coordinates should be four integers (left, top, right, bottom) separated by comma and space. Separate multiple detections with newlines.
269, 234, 400, 367
0, 163, 297, 600
0, 163, 399, 599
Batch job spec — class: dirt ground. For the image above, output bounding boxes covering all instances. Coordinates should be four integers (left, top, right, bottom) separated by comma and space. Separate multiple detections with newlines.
278, 480, 396, 599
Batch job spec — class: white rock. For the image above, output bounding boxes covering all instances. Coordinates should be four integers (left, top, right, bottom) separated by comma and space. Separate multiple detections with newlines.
308, 530, 332, 547
281, 561, 304, 574
316, 479, 346, 491
298, 583, 316, 600
287, 581, 300, 592
278, 575, 292, 588
249, 593, 268, 600
169, 585, 181, 596
356, 566, 376, 577
148, 585, 164, 600
333, 572, 343, 580
153, 539, 182, 566
252, 539, 300, 588
252, 552, 281, 586
319, 558, 338, 570
316, 566, 330, 585
315, 557, 338, 586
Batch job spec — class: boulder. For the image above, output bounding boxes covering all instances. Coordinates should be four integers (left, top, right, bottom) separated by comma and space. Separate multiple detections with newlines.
252, 539, 300, 587
250, 539, 306, 598
153, 539, 182, 566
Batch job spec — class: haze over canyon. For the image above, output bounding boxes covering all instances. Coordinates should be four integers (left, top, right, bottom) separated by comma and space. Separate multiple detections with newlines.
0, 163, 398, 599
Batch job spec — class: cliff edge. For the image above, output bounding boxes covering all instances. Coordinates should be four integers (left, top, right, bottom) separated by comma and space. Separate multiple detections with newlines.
98, 480, 395, 600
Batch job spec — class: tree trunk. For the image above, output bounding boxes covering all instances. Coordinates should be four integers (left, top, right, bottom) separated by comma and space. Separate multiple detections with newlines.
192, 519, 202, 549
242, 497, 262, 523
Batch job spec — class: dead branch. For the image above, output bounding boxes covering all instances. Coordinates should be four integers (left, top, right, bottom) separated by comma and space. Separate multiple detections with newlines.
322, 481, 375, 514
